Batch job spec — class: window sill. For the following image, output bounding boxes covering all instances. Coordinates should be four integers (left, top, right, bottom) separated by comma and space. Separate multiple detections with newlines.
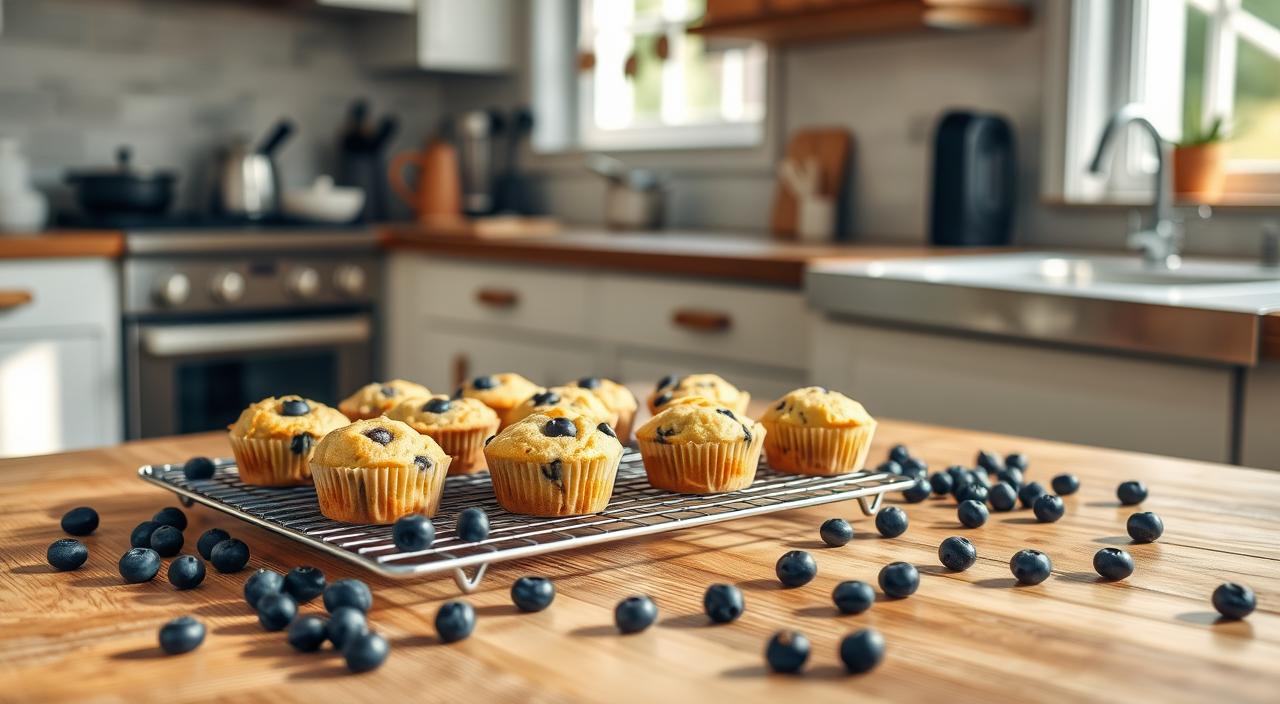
1043, 195, 1280, 211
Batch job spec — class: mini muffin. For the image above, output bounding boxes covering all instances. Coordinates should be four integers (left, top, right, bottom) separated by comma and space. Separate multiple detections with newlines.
635, 403, 765, 494
338, 379, 432, 421
505, 386, 618, 428
309, 418, 451, 524
647, 373, 750, 416
459, 373, 540, 428
484, 413, 624, 516
758, 387, 877, 476
228, 396, 350, 486
386, 395, 500, 475
568, 376, 639, 442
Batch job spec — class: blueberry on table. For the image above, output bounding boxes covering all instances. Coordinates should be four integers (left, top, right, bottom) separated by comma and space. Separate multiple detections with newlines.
1212, 582, 1257, 620
1117, 480, 1148, 506
976, 450, 1003, 473
832, 580, 875, 615
938, 536, 977, 572
256, 592, 298, 631
819, 518, 854, 547
1010, 549, 1052, 585
129, 521, 161, 549
929, 471, 954, 496
988, 482, 1018, 512
1093, 548, 1135, 581
875, 507, 909, 538
283, 566, 326, 603
888, 444, 911, 464
878, 561, 920, 598
968, 470, 991, 489
119, 547, 161, 583
900, 457, 928, 480
280, 399, 312, 416
839, 628, 886, 674
1018, 481, 1047, 509
244, 568, 285, 609
158, 616, 205, 655
955, 483, 988, 505
902, 478, 931, 503
343, 631, 390, 673
287, 614, 329, 653
457, 507, 490, 542
392, 514, 435, 552
511, 576, 556, 613
1032, 494, 1065, 523
152, 506, 188, 531
167, 554, 206, 590
1005, 452, 1028, 471
1126, 512, 1164, 543
60, 506, 99, 536
775, 550, 818, 587
437, 600, 478, 642
47, 538, 88, 571
703, 583, 745, 624
877, 460, 903, 476
149, 525, 184, 557
995, 467, 1023, 491
1051, 473, 1079, 496
196, 528, 230, 560
210, 538, 250, 573
324, 578, 373, 614
765, 630, 810, 674
327, 606, 369, 649
957, 500, 988, 528
182, 456, 216, 481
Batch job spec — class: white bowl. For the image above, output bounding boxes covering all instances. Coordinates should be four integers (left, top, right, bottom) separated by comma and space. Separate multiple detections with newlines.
282, 176, 364, 223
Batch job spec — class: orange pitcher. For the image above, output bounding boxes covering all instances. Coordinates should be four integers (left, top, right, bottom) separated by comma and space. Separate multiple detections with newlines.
387, 139, 463, 222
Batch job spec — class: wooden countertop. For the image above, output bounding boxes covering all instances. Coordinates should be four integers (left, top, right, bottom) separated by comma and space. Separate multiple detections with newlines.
0, 230, 124, 259
1, 415, 1276, 702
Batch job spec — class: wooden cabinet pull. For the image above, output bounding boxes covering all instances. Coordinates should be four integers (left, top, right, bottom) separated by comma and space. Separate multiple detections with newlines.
475, 288, 519, 308
0, 290, 33, 311
672, 308, 732, 332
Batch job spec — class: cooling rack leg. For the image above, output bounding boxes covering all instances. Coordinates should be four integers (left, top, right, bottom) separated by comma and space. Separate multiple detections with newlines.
452, 563, 489, 594
856, 493, 883, 516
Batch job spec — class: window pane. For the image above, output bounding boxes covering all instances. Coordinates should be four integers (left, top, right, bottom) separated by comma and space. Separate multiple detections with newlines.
1181, 3, 1208, 140
1230, 39, 1280, 161
1242, 0, 1280, 29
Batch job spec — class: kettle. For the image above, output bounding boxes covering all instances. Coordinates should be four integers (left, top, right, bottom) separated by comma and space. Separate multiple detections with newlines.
388, 138, 463, 222
214, 120, 294, 220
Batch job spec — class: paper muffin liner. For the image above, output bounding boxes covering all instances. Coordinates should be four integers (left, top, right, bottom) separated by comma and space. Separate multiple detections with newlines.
229, 435, 316, 486
425, 421, 500, 475
486, 453, 622, 516
310, 456, 452, 525
637, 428, 765, 494
760, 421, 877, 476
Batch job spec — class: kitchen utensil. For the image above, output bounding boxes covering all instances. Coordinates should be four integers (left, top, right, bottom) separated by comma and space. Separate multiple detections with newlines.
493, 107, 535, 215
214, 119, 294, 220
778, 157, 835, 242
930, 109, 1015, 246
388, 138, 463, 222
282, 175, 366, 223
455, 109, 501, 216
770, 127, 850, 240
0, 138, 48, 233
336, 99, 398, 222
587, 154, 664, 230
65, 146, 176, 216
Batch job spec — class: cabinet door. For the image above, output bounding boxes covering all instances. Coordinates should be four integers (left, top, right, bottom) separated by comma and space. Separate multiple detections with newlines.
1241, 364, 1280, 470
397, 325, 598, 392
0, 335, 107, 457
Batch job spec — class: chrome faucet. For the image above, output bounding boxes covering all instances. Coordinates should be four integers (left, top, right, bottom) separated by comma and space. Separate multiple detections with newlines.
1089, 104, 1180, 269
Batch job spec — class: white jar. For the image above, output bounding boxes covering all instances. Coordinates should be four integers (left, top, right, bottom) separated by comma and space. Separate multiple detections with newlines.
0, 138, 48, 233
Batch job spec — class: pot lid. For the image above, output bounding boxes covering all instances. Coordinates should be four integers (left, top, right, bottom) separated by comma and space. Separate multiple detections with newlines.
66, 146, 176, 181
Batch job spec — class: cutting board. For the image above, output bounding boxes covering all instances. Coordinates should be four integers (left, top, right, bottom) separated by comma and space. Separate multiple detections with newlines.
770, 126, 852, 240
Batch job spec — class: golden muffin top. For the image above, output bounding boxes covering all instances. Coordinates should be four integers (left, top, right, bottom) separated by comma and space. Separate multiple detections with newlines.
636, 403, 763, 445
647, 373, 748, 414
567, 376, 638, 416
505, 386, 618, 427
228, 396, 349, 442
460, 372, 540, 410
338, 379, 432, 420
759, 387, 875, 429
310, 417, 450, 472
386, 394, 499, 432
484, 412, 624, 464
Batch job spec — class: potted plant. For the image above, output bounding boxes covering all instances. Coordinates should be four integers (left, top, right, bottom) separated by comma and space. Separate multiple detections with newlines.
1173, 117, 1228, 203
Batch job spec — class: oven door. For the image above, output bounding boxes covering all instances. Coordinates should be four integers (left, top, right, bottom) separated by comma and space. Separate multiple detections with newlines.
126, 314, 372, 439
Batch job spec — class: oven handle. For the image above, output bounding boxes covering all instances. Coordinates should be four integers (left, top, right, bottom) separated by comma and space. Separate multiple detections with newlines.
140, 316, 371, 358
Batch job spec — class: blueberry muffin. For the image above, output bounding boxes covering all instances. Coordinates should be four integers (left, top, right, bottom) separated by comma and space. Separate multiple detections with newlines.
759, 387, 877, 476
228, 396, 349, 486
568, 376, 639, 442
635, 403, 765, 494
647, 373, 750, 417
338, 379, 432, 421
309, 418, 451, 524
483, 413, 624, 516
386, 395, 500, 475
459, 373, 540, 429
504, 385, 618, 428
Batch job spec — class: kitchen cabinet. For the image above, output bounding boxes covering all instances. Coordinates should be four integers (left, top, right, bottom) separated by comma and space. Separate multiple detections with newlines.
1241, 363, 1280, 470
353, 0, 514, 74
0, 258, 121, 457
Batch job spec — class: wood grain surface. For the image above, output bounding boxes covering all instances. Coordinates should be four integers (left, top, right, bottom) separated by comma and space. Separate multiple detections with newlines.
0, 413, 1277, 702
0, 231, 124, 259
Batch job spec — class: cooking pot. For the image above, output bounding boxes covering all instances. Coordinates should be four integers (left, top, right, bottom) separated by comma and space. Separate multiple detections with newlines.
65, 147, 176, 215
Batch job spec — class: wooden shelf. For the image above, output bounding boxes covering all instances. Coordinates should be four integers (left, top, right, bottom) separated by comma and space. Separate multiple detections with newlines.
692, 0, 1030, 45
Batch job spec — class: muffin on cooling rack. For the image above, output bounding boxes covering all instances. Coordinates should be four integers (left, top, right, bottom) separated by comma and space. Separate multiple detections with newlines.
758, 387, 877, 476
459, 373, 540, 429
338, 379, 432, 421
228, 396, 349, 486
635, 402, 765, 494
309, 418, 451, 524
566, 376, 638, 442
386, 394, 500, 475
483, 412, 624, 517
504, 385, 618, 428
647, 373, 750, 417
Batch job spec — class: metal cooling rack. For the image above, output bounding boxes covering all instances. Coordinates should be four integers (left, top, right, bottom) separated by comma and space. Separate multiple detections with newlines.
138, 450, 914, 593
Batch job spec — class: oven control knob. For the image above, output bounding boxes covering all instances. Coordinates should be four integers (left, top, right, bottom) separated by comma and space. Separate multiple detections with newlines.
286, 266, 321, 299
210, 270, 246, 304
333, 264, 367, 298
153, 272, 191, 307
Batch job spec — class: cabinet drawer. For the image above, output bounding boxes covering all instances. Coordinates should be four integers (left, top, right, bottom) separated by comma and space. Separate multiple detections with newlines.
595, 277, 810, 369
0, 259, 117, 332
407, 258, 590, 336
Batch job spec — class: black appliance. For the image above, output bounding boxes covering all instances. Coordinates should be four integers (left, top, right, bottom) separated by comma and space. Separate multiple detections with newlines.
929, 110, 1016, 246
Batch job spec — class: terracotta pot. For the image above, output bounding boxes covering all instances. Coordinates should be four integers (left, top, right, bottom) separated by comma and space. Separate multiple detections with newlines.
1172, 143, 1225, 203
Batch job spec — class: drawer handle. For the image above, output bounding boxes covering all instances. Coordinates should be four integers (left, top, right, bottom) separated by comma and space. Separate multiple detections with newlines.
672, 308, 733, 333
0, 290, 33, 311
475, 288, 519, 309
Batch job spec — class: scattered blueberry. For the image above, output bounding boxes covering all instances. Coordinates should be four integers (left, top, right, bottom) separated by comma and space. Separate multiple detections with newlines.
839, 628, 886, 674
363, 427, 393, 445
888, 444, 911, 464
150, 525, 184, 557
900, 457, 928, 479
210, 538, 250, 573
280, 399, 311, 416
946, 465, 970, 482
929, 471, 954, 496
765, 630, 810, 674
457, 507, 490, 542
287, 614, 329, 652
976, 450, 1003, 473
968, 470, 991, 488
283, 566, 326, 603
995, 467, 1023, 490
129, 521, 161, 549
902, 478, 931, 503
60, 506, 99, 536
119, 547, 161, 583
1010, 549, 1052, 585
877, 460, 903, 476
1032, 494, 1065, 523
957, 500, 988, 528
153, 507, 187, 530
988, 482, 1018, 512
819, 518, 853, 547
343, 631, 390, 673
1005, 452, 1028, 471
1117, 480, 1148, 505
46, 538, 88, 571
423, 397, 452, 413
956, 483, 988, 505
324, 578, 373, 614
511, 576, 556, 613
1126, 512, 1164, 543
328, 606, 368, 649
182, 456, 216, 480
1093, 548, 1135, 581
472, 375, 498, 390
437, 600, 478, 642
703, 583, 745, 624
244, 568, 284, 609
1018, 481, 1046, 509
393, 514, 436, 552
878, 561, 920, 598
167, 554, 206, 590
938, 536, 977, 571
832, 581, 875, 615
1051, 473, 1079, 496
775, 550, 818, 587
542, 417, 577, 438
158, 616, 205, 655
256, 592, 298, 631
196, 528, 230, 560
875, 507, 909, 538
1212, 582, 1257, 620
